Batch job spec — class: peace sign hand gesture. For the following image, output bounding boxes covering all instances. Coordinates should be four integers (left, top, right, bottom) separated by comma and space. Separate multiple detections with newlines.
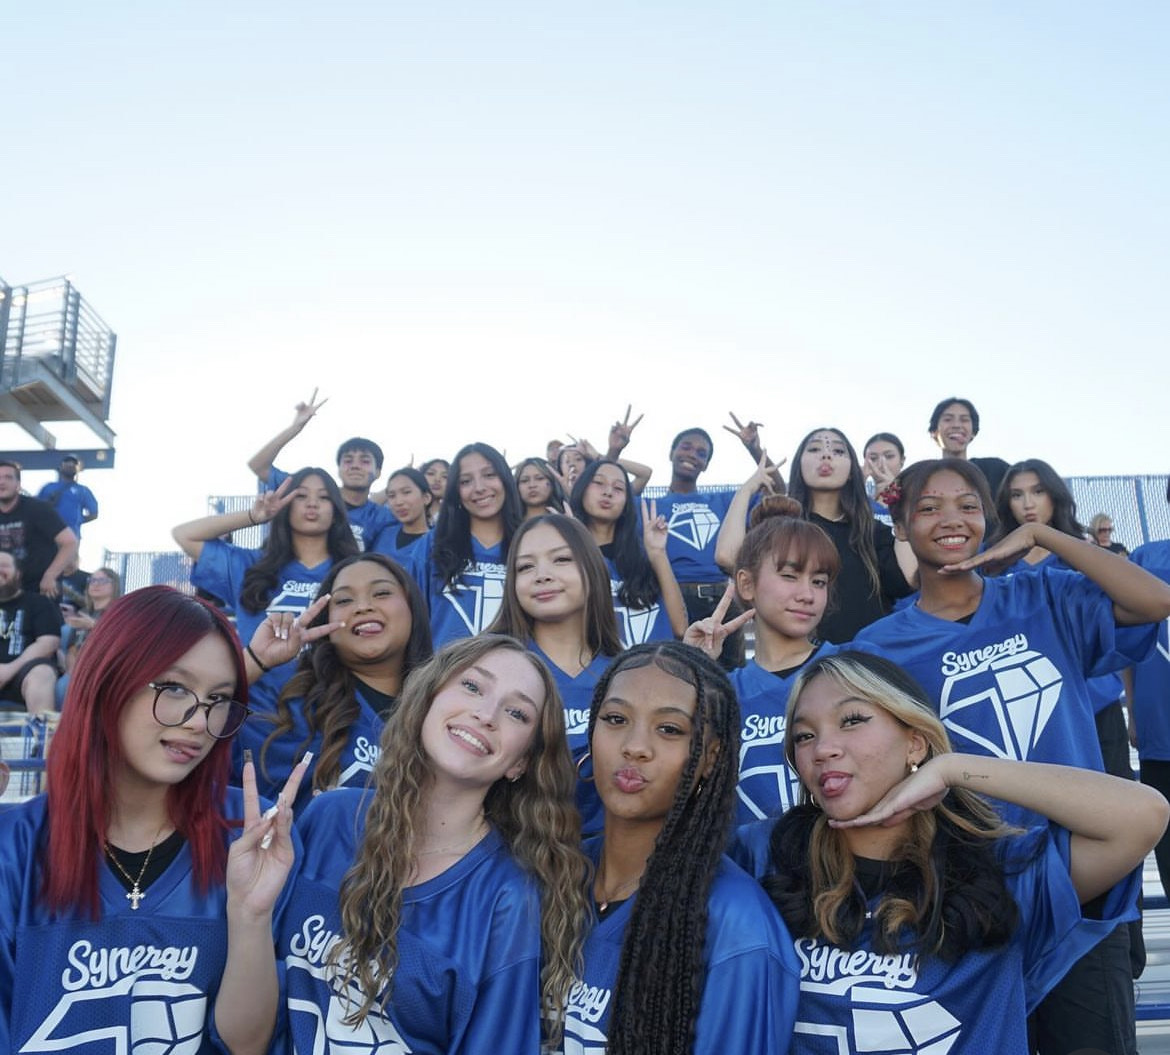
683, 582, 755, 660
641, 499, 668, 558
291, 388, 328, 432
250, 476, 297, 526
608, 405, 644, 456
724, 411, 765, 456
249, 592, 343, 672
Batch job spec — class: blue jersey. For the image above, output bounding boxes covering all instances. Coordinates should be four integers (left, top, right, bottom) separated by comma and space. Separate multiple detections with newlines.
729, 642, 845, 824
232, 681, 385, 810
269, 465, 395, 552
555, 841, 800, 1054
1001, 555, 1123, 713
603, 557, 675, 647
0, 788, 294, 1055
730, 819, 1139, 1055
853, 568, 1154, 826
528, 645, 612, 837
1131, 541, 1170, 761
190, 538, 332, 699
408, 532, 508, 647
655, 488, 739, 583
36, 480, 98, 538
280, 789, 543, 1054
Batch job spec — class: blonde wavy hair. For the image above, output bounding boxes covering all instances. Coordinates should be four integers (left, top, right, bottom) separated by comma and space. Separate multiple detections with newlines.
780, 651, 1016, 954
330, 634, 589, 1037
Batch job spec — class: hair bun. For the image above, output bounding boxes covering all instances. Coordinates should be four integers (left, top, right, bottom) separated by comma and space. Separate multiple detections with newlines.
748, 494, 803, 529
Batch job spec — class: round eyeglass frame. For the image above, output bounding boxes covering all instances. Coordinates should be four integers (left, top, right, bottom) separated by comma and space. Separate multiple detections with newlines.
148, 682, 250, 740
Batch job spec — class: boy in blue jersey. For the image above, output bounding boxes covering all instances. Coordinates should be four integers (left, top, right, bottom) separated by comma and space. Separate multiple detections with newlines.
247, 391, 395, 550
656, 414, 783, 668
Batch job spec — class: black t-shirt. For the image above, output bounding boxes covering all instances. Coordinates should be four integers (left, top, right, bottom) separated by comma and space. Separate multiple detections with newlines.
810, 513, 913, 644
0, 497, 67, 586
0, 592, 64, 664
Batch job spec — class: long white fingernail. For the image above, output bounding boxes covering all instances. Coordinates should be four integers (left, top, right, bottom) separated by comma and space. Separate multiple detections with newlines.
301, 751, 314, 766
260, 802, 279, 849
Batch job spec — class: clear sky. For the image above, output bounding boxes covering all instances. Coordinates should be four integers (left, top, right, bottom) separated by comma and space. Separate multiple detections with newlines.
3, 1, 1167, 567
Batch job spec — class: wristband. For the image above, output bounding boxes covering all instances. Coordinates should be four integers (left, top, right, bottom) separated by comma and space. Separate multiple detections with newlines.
245, 644, 271, 673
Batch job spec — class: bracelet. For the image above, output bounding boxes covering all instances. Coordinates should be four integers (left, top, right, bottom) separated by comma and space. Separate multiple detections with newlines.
247, 509, 258, 526
245, 644, 271, 673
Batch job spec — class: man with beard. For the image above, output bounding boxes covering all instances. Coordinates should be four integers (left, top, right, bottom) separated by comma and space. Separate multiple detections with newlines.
0, 552, 62, 715
0, 462, 78, 599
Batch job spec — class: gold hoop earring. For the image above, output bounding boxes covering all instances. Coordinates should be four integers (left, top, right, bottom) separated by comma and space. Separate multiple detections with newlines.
575, 752, 594, 784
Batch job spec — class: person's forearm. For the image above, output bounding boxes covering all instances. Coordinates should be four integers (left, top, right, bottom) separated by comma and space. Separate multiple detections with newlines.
173, 510, 255, 560
1037, 526, 1170, 623
649, 551, 689, 637
20, 636, 60, 664
45, 535, 78, 581
940, 752, 1167, 901
247, 424, 301, 481
215, 908, 278, 1055
713, 480, 755, 574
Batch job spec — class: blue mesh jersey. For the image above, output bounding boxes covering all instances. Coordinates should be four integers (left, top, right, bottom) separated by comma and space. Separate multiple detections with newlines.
602, 556, 675, 648
231, 680, 385, 810
528, 644, 612, 838
280, 788, 543, 1055
1130, 541, 1170, 761
554, 840, 800, 1055
0, 788, 295, 1054
190, 538, 333, 700
268, 465, 396, 552
853, 567, 1155, 826
654, 488, 739, 583
730, 820, 1139, 1055
729, 642, 845, 825
407, 532, 508, 647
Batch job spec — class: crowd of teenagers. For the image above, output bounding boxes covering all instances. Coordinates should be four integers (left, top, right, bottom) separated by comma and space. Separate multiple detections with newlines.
0, 392, 1167, 1055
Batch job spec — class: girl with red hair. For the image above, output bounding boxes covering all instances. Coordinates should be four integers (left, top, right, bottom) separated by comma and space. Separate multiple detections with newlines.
0, 586, 304, 1054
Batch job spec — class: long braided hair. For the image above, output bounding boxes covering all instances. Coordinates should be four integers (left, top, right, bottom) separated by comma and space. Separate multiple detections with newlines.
589, 641, 741, 1055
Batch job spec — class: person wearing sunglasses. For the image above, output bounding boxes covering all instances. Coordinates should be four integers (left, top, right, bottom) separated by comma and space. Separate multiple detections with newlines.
0, 586, 306, 1055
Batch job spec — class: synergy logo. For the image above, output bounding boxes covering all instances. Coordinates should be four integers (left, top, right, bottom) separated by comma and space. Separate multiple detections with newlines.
666, 504, 721, 552
440, 562, 506, 635
938, 636, 1063, 760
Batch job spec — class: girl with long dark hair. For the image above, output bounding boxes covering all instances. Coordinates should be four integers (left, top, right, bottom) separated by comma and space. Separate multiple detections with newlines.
785, 427, 913, 642
241, 552, 433, 808
376, 466, 434, 559
515, 456, 568, 519
0, 586, 305, 1053
554, 641, 799, 1054
488, 513, 623, 834
173, 466, 359, 696
277, 634, 590, 1052
737, 650, 1165, 1054
408, 442, 523, 647
569, 458, 687, 647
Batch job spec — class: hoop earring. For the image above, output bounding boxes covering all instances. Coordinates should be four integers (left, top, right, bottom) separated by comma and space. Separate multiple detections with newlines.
575, 752, 594, 784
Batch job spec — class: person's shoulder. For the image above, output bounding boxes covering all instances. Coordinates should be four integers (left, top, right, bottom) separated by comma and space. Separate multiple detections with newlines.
705, 855, 790, 954
36, 482, 62, 499
1132, 540, 1170, 575
296, 787, 369, 844
22, 592, 62, 622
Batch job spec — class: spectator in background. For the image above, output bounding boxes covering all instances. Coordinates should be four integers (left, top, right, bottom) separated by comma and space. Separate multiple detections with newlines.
1090, 512, 1129, 556
0, 552, 62, 715
0, 462, 77, 599
928, 396, 1011, 499
55, 567, 122, 707
37, 454, 98, 540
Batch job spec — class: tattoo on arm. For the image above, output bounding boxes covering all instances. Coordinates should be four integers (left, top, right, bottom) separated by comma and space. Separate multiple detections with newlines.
962, 770, 989, 783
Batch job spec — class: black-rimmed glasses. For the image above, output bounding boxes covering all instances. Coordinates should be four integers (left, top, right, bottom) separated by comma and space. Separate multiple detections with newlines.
148, 682, 250, 739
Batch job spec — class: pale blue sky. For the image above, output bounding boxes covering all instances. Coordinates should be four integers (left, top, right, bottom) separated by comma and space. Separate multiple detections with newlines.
3, 1, 1167, 563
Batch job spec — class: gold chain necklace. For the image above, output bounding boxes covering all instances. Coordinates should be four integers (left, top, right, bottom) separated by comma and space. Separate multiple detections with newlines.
105, 829, 165, 910
595, 867, 642, 913
416, 818, 488, 858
